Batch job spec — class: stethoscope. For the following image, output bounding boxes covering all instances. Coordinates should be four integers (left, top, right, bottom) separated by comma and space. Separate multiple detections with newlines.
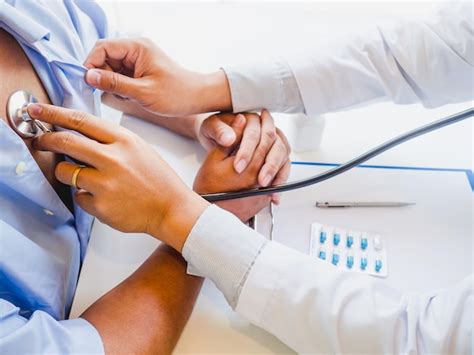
7, 90, 474, 202
6, 91, 52, 138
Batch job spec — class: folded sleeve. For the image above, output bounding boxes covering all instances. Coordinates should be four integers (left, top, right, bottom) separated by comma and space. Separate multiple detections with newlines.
222, 58, 305, 114
0, 299, 104, 354
182, 204, 267, 307
223, 2, 473, 115
236, 242, 473, 353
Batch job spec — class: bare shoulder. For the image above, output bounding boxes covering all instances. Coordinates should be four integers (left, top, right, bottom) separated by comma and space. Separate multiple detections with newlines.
0, 29, 51, 121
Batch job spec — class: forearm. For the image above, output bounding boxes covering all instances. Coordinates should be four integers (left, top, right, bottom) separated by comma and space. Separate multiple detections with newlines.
182, 206, 473, 353
203, 4, 472, 115
81, 243, 203, 355
102, 92, 201, 139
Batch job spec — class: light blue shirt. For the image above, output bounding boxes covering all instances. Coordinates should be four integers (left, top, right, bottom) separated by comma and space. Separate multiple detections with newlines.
0, 1, 107, 353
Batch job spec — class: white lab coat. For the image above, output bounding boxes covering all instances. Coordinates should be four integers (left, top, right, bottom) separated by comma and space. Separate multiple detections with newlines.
185, 2, 473, 353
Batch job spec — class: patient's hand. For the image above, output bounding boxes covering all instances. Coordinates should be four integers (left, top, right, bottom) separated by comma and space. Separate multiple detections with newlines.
194, 112, 291, 222
197, 111, 291, 190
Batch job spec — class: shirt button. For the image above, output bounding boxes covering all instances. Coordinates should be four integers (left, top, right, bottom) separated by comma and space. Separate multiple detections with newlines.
15, 161, 26, 175
43, 209, 55, 216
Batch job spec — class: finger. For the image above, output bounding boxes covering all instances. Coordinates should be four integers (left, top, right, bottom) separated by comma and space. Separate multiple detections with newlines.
33, 131, 106, 167
85, 68, 145, 98
208, 114, 247, 160
75, 190, 97, 216
258, 137, 289, 187
276, 127, 291, 155
55, 161, 103, 192
233, 113, 261, 173
247, 110, 277, 170
28, 104, 119, 143
270, 159, 291, 204
272, 159, 291, 186
201, 114, 237, 148
84, 38, 143, 71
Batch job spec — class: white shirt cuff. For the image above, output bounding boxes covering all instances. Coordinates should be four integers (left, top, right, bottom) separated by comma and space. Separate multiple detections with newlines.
182, 205, 267, 307
222, 58, 305, 114
59, 318, 104, 354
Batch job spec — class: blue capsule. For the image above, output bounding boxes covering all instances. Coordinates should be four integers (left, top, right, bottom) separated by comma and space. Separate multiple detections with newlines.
333, 233, 340, 246
320, 232, 327, 244
375, 259, 382, 273
346, 235, 353, 248
346, 255, 354, 269
318, 250, 326, 260
361, 257, 368, 270
332, 253, 339, 265
361, 237, 368, 250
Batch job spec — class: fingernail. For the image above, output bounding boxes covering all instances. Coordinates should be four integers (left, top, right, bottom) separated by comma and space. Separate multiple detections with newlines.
86, 69, 101, 86
28, 104, 42, 118
272, 194, 281, 205
262, 174, 272, 187
235, 114, 246, 126
220, 132, 234, 146
235, 159, 247, 173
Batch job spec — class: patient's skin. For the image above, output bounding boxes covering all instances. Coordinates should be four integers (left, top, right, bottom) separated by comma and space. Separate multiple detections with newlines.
0, 29, 72, 209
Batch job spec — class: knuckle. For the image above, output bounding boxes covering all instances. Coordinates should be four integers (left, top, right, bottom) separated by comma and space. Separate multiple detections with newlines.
56, 132, 73, 151
265, 162, 278, 174
246, 129, 260, 143
108, 72, 120, 91
69, 110, 88, 130
264, 129, 276, 142
136, 37, 153, 50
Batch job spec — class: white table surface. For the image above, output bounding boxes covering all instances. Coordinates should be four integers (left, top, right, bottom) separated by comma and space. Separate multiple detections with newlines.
71, 2, 473, 353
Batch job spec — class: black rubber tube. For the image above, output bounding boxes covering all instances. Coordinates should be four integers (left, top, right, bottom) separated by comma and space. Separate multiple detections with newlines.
201, 108, 474, 202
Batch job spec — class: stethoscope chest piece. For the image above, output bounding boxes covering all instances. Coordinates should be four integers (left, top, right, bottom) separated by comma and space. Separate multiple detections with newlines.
6, 91, 50, 138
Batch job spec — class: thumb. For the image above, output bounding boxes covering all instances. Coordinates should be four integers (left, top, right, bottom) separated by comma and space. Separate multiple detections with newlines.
210, 114, 247, 160
85, 69, 139, 97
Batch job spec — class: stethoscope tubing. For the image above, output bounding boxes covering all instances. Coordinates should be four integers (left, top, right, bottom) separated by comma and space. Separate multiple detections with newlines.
201, 107, 474, 202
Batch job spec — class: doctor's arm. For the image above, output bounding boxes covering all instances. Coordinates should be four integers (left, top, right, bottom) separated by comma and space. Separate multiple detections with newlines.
87, 2, 472, 116
27, 104, 471, 354
184, 210, 473, 353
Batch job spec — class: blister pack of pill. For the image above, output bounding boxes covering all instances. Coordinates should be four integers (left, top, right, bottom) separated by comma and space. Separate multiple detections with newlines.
309, 223, 388, 277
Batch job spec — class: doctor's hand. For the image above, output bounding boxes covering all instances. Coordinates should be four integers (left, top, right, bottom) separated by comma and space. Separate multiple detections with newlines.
197, 111, 291, 191
28, 103, 208, 252
194, 114, 291, 221
84, 38, 232, 117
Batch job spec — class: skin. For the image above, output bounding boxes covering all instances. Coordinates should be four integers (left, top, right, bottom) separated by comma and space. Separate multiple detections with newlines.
28, 103, 289, 250
0, 29, 71, 207
0, 29, 289, 353
83, 38, 289, 188
0, 29, 226, 354
81, 244, 204, 355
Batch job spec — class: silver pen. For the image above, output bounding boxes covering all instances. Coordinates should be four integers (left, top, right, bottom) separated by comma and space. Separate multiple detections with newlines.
315, 201, 416, 208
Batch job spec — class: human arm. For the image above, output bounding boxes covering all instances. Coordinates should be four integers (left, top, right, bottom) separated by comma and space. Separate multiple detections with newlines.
81, 243, 203, 354
27, 103, 472, 353
86, 3, 472, 116
182, 205, 473, 353
102, 89, 291, 189
0, 243, 202, 355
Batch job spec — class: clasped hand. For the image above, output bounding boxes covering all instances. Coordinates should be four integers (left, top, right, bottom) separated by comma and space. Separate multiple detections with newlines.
27, 103, 290, 251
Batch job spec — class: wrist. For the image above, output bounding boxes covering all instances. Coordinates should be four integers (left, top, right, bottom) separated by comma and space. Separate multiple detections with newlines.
151, 189, 210, 252
197, 70, 232, 113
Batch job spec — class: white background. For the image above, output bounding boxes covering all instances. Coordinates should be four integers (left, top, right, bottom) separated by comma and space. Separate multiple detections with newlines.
97, 0, 472, 170
73, 2, 473, 353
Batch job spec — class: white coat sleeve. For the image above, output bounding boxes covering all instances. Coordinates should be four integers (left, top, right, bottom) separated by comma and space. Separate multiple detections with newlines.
183, 205, 473, 354
236, 242, 473, 354
223, 2, 474, 115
